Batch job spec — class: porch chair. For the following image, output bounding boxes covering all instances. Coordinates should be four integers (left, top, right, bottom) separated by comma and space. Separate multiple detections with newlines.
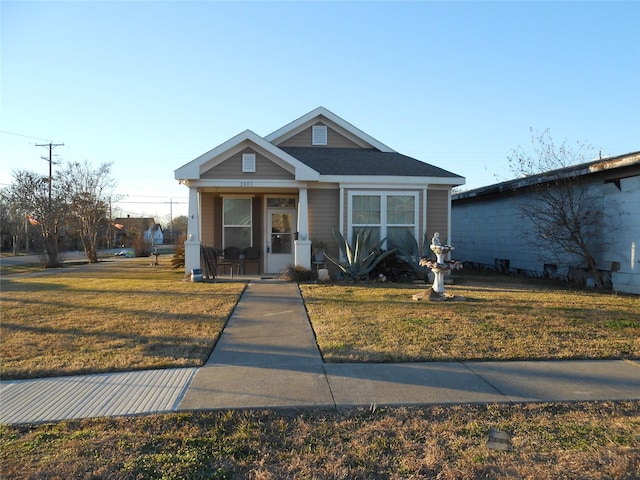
243, 246, 261, 275
220, 246, 242, 275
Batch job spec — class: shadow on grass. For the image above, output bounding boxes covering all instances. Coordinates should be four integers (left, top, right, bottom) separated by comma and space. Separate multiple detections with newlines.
0, 320, 221, 380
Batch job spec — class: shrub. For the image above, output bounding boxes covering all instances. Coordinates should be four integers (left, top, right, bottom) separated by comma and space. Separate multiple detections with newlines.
370, 250, 416, 282
280, 264, 317, 282
170, 235, 187, 270
171, 245, 185, 270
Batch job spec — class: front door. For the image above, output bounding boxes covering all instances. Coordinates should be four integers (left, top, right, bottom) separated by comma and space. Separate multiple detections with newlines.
266, 208, 296, 273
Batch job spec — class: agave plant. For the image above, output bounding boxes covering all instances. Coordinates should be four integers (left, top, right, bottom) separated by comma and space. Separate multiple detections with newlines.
324, 229, 395, 280
395, 230, 431, 280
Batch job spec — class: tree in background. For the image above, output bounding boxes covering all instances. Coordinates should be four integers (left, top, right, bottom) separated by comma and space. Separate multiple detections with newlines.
4, 170, 68, 267
508, 129, 609, 288
57, 161, 116, 263
0, 190, 25, 254
170, 215, 188, 242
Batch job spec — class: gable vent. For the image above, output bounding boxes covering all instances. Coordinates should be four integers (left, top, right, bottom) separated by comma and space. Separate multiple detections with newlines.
242, 153, 256, 173
312, 125, 328, 146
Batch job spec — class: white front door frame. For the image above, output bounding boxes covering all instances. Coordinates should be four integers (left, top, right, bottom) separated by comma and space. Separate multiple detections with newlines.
266, 207, 297, 273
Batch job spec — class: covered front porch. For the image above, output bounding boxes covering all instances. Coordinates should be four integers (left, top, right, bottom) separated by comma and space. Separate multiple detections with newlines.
183, 185, 312, 276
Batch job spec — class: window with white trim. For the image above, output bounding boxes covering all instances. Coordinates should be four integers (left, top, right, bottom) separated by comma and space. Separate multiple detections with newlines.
349, 192, 418, 249
351, 195, 381, 242
242, 153, 256, 173
223, 197, 252, 248
312, 125, 328, 146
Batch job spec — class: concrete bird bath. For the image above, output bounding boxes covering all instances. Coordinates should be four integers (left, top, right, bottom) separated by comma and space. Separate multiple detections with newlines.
413, 232, 462, 301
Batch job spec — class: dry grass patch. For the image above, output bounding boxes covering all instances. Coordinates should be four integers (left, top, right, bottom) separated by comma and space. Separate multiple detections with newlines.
300, 273, 640, 362
1, 401, 638, 479
0, 258, 245, 379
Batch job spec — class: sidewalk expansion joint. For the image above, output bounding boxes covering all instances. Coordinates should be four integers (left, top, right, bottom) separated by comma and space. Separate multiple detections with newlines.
461, 362, 515, 404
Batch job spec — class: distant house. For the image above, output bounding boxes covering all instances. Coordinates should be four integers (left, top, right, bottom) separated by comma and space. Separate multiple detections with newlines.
451, 151, 640, 294
113, 217, 164, 247
174, 107, 465, 275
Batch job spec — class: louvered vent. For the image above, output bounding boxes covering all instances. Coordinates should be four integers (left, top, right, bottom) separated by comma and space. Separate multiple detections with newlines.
312, 125, 327, 146
242, 153, 256, 172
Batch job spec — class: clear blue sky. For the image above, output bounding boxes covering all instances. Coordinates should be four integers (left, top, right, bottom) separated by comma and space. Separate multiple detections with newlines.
2, 1, 639, 221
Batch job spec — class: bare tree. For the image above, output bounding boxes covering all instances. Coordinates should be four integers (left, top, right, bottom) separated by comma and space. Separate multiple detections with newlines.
5, 170, 67, 267
508, 129, 608, 287
57, 161, 117, 263
0, 190, 25, 254
170, 215, 188, 241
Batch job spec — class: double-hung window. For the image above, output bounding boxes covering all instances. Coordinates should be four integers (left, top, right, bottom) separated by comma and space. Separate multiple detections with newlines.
349, 192, 418, 249
351, 195, 381, 242
223, 197, 252, 248
386, 195, 416, 249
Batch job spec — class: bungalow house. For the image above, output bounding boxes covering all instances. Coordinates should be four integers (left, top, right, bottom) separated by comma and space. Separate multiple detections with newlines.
451, 151, 640, 294
174, 107, 465, 275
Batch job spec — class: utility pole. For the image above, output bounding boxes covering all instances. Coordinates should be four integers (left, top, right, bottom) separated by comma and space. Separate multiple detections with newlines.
36, 142, 64, 208
169, 198, 173, 245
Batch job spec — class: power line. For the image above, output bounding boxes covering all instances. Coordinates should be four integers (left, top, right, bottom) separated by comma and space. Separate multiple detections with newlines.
1, 130, 51, 142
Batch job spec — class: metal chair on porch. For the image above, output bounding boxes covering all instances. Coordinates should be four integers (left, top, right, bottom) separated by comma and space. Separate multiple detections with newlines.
243, 246, 261, 275
220, 246, 242, 275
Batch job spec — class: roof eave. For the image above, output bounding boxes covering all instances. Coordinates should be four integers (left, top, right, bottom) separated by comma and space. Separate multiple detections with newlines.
265, 107, 396, 153
452, 151, 640, 201
322, 174, 466, 186
174, 130, 320, 183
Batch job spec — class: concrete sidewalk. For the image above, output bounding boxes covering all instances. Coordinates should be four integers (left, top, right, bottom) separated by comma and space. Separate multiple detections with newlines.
179, 281, 334, 410
1, 280, 639, 425
178, 281, 640, 410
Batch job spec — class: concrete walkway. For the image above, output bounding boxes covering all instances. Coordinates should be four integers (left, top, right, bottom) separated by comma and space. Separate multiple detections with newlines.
1, 280, 639, 425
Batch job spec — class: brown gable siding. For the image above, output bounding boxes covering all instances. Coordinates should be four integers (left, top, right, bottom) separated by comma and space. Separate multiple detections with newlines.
200, 193, 215, 247
278, 124, 363, 149
426, 189, 449, 242
201, 148, 295, 180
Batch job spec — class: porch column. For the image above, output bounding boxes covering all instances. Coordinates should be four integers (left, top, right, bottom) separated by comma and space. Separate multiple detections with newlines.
295, 186, 311, 269
184, 186, 201, 275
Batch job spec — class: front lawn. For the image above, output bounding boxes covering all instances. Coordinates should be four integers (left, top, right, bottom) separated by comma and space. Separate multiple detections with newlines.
301, 273, 640, 362
0, 257, 246, 380
1, 402, 638, 479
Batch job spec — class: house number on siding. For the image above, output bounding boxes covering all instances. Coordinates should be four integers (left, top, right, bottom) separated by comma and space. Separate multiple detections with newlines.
240, 181, 253, 187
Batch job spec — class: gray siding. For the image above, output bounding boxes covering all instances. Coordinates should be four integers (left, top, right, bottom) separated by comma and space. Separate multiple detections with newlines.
607, 175, 640, 293
201, 148, 294, 180
426, 189, 449, 243
278, 124, 363, 149
451, 194, 536, 269
308, 188, 340, 260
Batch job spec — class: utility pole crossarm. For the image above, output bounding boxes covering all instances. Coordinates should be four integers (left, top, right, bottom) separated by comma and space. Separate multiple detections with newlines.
36, 142, 64, 207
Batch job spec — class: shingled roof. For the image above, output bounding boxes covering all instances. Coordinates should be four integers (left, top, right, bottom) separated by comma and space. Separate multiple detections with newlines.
280, 147, 462, 179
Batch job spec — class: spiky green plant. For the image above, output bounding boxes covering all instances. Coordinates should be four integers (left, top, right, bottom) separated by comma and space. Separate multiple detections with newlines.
396, 230, 431, 279
324, 229, 395, 280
